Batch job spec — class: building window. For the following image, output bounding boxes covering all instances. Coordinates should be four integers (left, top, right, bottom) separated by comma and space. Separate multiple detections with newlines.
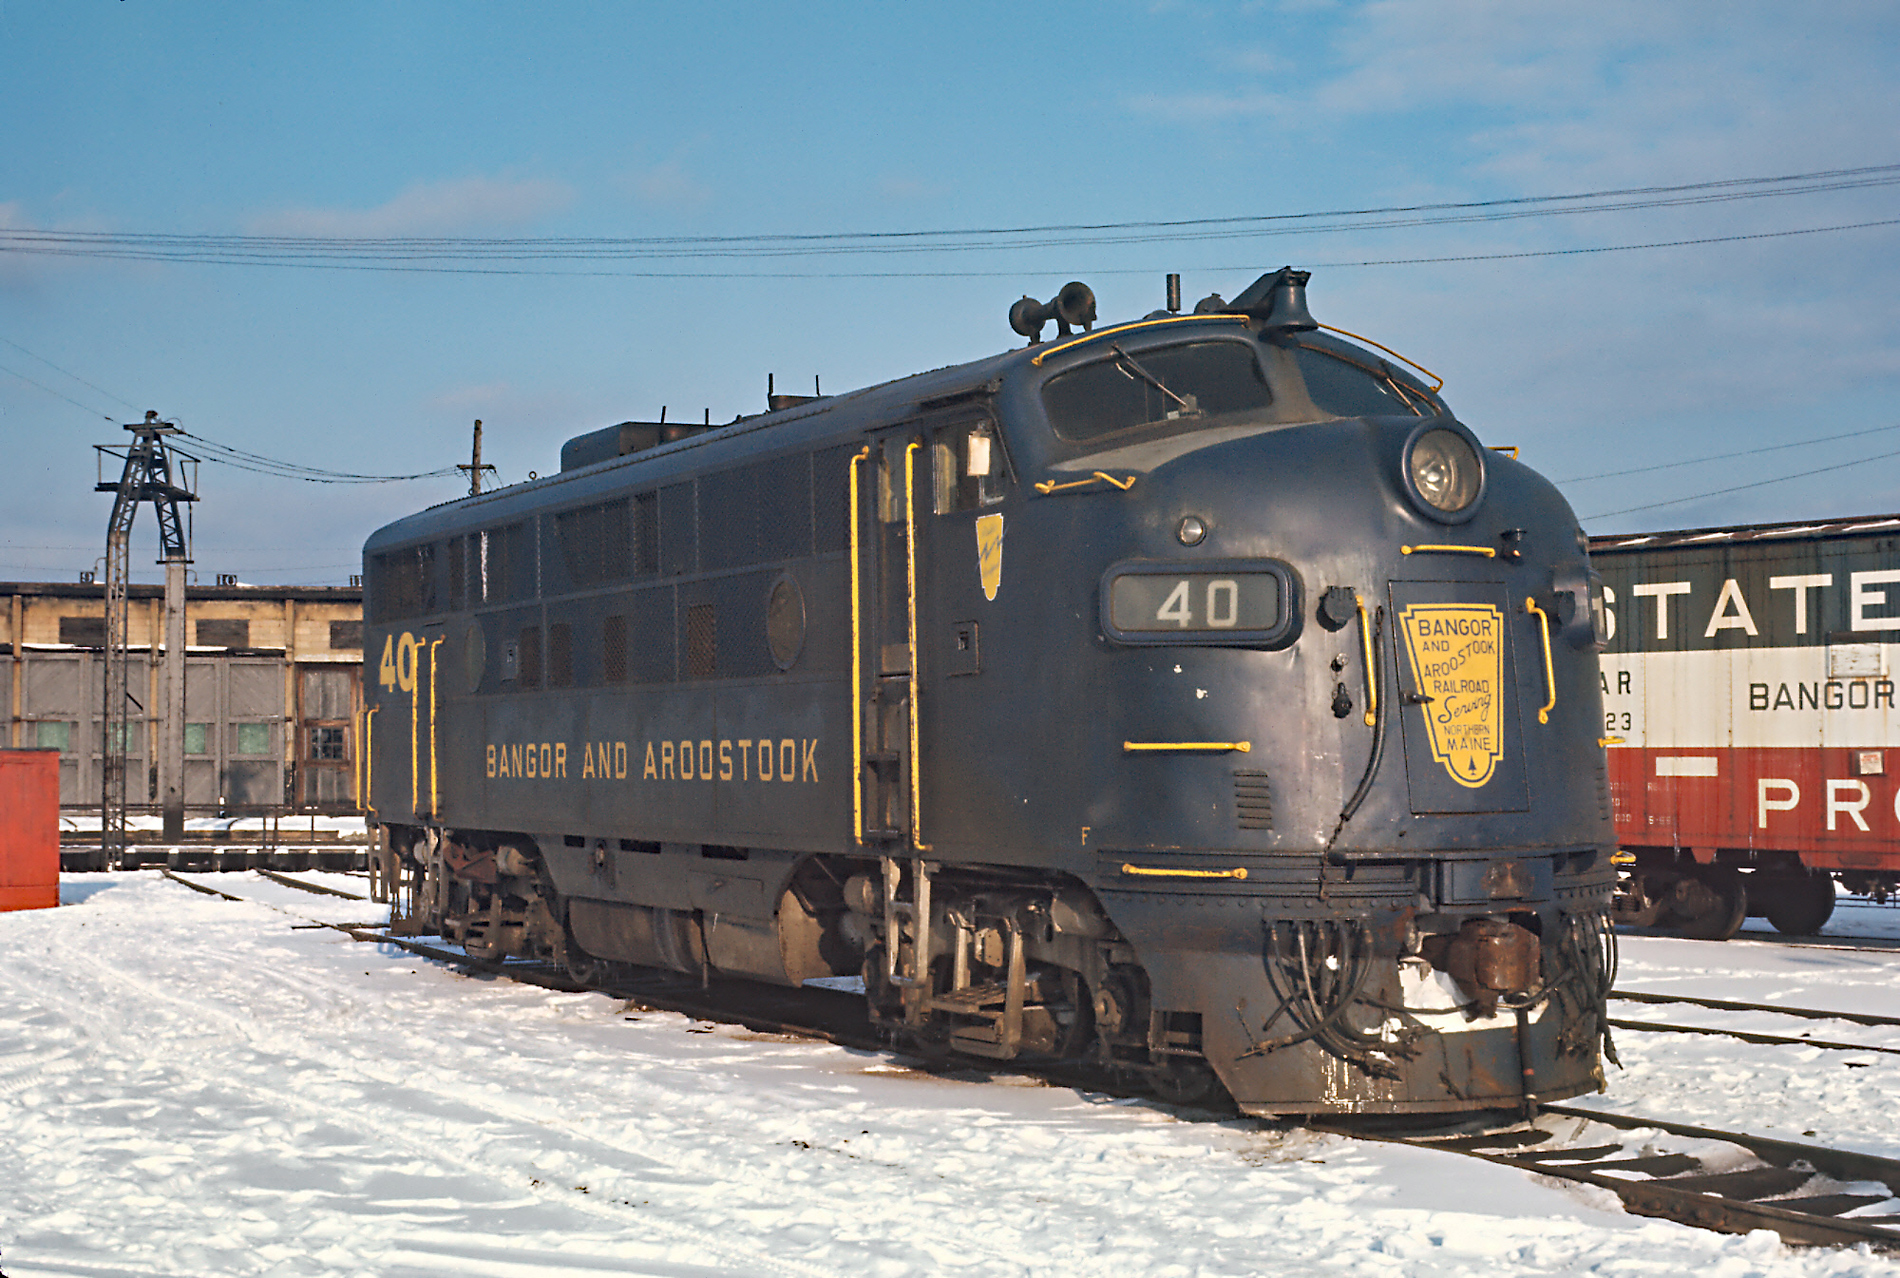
184, 723, 209, 755
35, 721, 71, 751
308, 727, 346, 761
234, 722, 272, 755
98, 723, 138, 752
196, 619, 250, 648
58, 616, 105, 646
329, 620, 363, 650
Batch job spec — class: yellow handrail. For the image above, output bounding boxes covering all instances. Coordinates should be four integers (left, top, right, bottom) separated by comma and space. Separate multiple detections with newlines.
428, 636, 443, 818
1356, 595, 1378, 728
1525, 596, 1557, 725
1123, 741, 1251, 753
361, 705, 378, 816
409, 649, 420, 816
1316, 324, 1444, 392
1034, 471, 1138, 495
1121, 863, 1249, 880
1029, 313, 1247, 366
848, 446, 869, 843
1598, 736, 1625, 748
904, 440, 929, 851
1401, 544, 1496, 558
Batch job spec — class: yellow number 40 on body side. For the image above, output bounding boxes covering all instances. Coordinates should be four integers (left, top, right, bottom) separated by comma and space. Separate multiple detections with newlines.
378, 632, 420, 692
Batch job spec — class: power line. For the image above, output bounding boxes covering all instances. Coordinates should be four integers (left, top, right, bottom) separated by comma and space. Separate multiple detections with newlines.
0, 214, 1889, 283
0, 362, 115, 420
0, 335, 144, 413
1559, 422, 1900, 484
1306, 217, 1900, 271
1581, 446, 1900, 521
3, 162, 1895, 274
175, 429, 461, 484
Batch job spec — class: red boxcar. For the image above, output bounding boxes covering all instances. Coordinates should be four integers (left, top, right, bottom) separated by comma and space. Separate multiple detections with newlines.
0, 748, 60, 912
1591, 515, 1900, 938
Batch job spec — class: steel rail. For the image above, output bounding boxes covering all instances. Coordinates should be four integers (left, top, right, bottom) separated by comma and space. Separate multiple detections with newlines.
254, 867, 369, 901
1338, 1104, 1900, 1249
1608, 1017, 1900, 1056
1614, 989, 1900, 1029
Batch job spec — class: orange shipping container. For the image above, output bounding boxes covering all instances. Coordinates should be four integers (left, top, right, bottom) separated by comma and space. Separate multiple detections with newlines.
0, 749, 60, 912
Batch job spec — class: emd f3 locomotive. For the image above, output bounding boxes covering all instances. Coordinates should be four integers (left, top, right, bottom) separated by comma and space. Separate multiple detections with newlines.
362, 268, 1617, 1115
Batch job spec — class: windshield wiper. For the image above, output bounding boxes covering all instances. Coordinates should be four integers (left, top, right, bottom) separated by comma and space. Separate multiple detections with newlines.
1109, 344, 1200, 418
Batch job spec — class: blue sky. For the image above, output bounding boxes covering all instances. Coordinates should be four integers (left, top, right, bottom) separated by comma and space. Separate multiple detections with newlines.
4, 0, 1899, 585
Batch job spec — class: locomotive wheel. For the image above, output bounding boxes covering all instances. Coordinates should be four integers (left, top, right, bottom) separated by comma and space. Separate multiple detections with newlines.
1148, 1059, 1221, 1107
1759, 872, 1837, 936
1670, 867, 1747, 941
565, 947, 607, 988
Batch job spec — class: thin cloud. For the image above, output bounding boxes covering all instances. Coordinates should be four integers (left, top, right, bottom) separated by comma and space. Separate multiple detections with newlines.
1125, 89, 1291, 121
247, 175, 574, 237
627, 160, 712, 210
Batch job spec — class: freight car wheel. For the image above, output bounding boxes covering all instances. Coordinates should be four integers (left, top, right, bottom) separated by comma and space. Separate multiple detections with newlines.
1671, 868, 1747, 941
1759, 872, 1837, 936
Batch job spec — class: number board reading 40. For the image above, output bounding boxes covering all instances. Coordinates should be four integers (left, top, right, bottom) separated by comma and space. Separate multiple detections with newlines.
1110, 573, 1281, 632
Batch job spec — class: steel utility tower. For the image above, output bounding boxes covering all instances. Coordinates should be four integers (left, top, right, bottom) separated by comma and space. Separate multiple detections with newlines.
95, 412, 197, 859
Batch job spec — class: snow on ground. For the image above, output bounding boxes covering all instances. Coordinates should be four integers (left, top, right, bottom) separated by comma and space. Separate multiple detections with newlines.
1567, 910, 1900, 1159
2, 876, 1898, 1277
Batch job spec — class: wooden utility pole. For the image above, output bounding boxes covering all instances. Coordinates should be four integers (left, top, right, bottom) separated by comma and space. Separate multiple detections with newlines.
457, 419, 497, 497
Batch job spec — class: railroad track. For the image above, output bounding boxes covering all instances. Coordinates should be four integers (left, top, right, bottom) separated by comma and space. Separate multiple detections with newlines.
1341, 1107, 1900, 1248
1609, 988, 1900, 1056
1620, 915, 1900, 953
1731, 929, 1900, 953
158, 869, 1900, 1250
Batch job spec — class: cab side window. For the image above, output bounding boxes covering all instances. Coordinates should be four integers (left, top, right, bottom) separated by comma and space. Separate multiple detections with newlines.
931, 421, 1006, 513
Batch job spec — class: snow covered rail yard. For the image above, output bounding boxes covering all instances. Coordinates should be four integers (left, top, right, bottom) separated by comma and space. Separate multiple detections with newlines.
5, 873, 1900, 1277
1371, 1107, 1900, 1248
155, 872, 1900, 1251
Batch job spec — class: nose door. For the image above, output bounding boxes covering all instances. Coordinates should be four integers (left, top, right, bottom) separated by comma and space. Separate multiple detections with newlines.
1389, 580, 1531, 813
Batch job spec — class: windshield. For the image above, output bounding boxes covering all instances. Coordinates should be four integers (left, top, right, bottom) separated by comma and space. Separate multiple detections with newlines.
1289, 341, 1437, 418
1041, 340, 1273, 443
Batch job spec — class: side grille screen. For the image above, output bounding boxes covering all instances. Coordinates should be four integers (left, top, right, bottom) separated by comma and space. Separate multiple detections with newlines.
1234, 770, 1272, 830
685, 604, 717, 680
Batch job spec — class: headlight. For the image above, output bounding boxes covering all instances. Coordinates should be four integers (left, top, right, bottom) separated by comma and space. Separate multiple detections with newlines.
1404, 425, 1484, 522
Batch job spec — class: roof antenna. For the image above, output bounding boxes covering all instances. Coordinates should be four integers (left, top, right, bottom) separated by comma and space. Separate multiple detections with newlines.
815, 374, 822, 396
659, 405, 667, 424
